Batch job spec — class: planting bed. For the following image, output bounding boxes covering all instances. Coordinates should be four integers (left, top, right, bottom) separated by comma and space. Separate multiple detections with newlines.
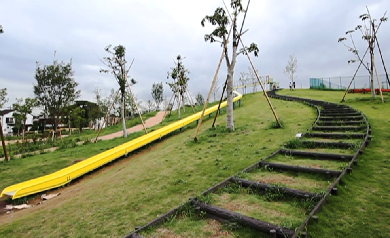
123, 90, 370, 238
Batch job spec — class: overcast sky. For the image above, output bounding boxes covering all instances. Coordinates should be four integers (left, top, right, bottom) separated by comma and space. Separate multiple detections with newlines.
1, 0, 389, 107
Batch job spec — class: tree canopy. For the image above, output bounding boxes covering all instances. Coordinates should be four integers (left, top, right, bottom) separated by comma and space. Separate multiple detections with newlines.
12, 97, 37, 139
0, 88, 8, 108
151, 82, 164, 110
33, 55, 80, 130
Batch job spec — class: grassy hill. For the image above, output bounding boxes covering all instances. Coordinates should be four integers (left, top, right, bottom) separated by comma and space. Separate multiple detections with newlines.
0, 89, 389, 237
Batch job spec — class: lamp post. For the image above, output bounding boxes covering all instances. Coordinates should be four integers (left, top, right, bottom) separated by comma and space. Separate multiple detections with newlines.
0, 25, 9, 161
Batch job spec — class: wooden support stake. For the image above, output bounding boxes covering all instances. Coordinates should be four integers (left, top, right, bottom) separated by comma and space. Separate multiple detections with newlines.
95, 89, 120, 142
126, 59, 147, 134
376, 37, 390, 87
193, 21, 234, 141
341, 48, 369, 102
0, 121, 9, 161
185, 90, 196, 113
270, 229, 276, 238
373, 59, 384, 103
347, 167, 353, 174
212, 78, 228, 127
162, 93, 176, 121
238, 38, 281, 127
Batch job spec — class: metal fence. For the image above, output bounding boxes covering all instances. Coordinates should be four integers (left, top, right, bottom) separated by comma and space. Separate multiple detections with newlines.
233, 76, 279, 94
310, 74, 389, 90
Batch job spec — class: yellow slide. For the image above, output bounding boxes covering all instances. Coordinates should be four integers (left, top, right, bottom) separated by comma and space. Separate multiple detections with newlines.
1, 92, 242, 199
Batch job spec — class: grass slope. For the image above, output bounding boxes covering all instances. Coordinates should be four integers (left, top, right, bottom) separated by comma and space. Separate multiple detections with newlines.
0, 92, 316, 237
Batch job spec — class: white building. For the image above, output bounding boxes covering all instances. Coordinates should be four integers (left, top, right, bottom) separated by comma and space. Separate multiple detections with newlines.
0, 109, 34, 136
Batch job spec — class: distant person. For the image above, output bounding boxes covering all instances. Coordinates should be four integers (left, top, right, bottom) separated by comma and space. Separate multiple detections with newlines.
293, 81, 296, 90
289, 82, 292, 91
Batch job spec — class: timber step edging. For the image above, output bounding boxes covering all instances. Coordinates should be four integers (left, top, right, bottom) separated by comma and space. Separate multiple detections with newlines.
191, 200, 295, 238
280, 149, 354, 160
304, 132, 366, 139
258, 161, 342, 177
231, 177, 322, 199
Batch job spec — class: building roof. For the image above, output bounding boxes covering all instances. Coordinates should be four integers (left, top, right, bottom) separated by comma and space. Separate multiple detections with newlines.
0, 109, 14, 116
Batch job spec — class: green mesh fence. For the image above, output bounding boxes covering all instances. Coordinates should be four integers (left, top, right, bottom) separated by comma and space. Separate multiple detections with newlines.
310, 74, 389, 90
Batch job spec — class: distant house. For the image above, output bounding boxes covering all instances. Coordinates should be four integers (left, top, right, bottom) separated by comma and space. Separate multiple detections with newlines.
0, 109, 34, 136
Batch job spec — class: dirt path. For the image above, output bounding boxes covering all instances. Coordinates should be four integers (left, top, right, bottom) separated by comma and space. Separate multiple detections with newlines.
98, 111, 165, 140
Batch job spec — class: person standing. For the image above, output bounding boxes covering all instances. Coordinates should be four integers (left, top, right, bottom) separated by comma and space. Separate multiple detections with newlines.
289, 82, 292, 91
293, 81, 296, 90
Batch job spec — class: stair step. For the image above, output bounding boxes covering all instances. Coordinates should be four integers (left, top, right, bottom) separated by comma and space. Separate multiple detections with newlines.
312, 126, 366, 132
259, 162, 342, 177
232, 177, 321, 199
319, 116, 364, 121
298, 140, 357, 149
317, 121, 365, 126
191, 200, 295, 237
304, 132, 366, 139
280, 149, 353, 161
320, 112, 361, 117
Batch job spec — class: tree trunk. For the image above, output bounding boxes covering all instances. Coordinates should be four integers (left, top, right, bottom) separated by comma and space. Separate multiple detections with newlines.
22, 119, 26, 141
69, 116, 72, 135
121, 95, 127, 138
370, 49, 375, 98
226, 71, 234, 131
177, 93, 181, 119
182, 95, 186, 112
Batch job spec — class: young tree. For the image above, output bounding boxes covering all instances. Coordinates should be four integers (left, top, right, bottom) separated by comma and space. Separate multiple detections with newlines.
201, 0, 258, 130
195, 92, 205, 105
34, 55, 80, 131
0, 88, 8, 108
146, 100, 154, 112
338, 8, 388, 98
124, 91, 142, 118
284, 55, 297, 88
283, 55, 298, 90
247, 67, 259, 93
238, 72, 246, 94
167, 55, 190, 119
70, 107, 86, 133
151, 82, 164, 110
12, 97, 38, 140
211, 77, 221, 101
100, 45, 136, 137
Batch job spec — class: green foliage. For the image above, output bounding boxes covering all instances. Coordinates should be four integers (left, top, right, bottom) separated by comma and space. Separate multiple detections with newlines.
195, 92, 204, 105
34, 54, 80, 129
0, 87, 8, 108
167, 55, 190, 118
151, 82, 164, 109
197, 193, 214, 204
